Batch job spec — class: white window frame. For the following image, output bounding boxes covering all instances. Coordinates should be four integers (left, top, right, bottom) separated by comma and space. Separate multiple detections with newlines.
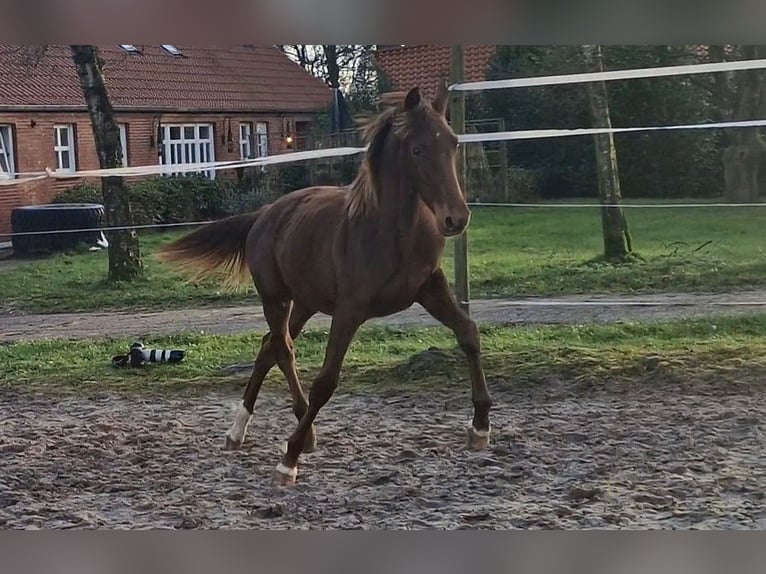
255, 122, 269, 158
118, 123, 128, 167
239, 122, 253, 160
160, 123, 215, 179
54, 124, 76, 173
0, 124, 15, 180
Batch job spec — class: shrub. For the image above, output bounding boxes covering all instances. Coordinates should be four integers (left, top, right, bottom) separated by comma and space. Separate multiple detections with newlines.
51, 165, 362, 229
51, 183, 102, 205
51, 181, 160, 226
52, 175, 258, 226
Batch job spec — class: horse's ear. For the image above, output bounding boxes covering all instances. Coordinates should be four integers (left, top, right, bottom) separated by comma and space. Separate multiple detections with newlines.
404, 87, 422, 111
432, 80, 449, 116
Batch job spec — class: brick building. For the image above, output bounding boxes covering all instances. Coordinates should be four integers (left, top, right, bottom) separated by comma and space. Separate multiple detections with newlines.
0, 45, 332, 236
374, 45, 497, 99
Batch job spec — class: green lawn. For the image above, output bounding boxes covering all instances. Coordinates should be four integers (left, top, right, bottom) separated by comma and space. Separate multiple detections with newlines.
3, 315, 766, 395
449, 202, 766, 297
1, 200, 764, 314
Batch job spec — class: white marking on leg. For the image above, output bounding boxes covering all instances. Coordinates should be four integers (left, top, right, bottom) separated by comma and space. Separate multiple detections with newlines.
227, 404, 252, 444
468, 420, 490, 438
275, 462, 298, 479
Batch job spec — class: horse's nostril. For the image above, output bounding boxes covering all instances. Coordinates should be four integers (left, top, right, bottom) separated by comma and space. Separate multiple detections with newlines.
445, 216, 455, 230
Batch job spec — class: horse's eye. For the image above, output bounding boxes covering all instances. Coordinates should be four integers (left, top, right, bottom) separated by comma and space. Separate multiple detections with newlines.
411, 145, 423, 157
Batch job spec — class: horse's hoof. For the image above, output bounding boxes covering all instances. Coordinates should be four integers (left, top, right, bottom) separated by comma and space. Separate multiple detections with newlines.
272, 463, 298, 487
224, 435, 242, 451
467, 425, 490, 450
302, 425, 317, 454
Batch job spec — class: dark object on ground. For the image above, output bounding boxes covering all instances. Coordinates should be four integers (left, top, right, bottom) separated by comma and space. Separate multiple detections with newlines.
112, 342, 185, 368
10, 203, 105, 255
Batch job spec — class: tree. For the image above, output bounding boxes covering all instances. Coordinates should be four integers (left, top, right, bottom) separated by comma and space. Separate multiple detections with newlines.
479, 45, 721, 200
70, 45, 142, 281
705, 45, 766, 202
277, 45, 379, 114
582, 44, 632, 260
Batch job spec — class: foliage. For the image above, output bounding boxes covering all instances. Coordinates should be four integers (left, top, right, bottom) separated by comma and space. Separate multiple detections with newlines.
3, 202, 765, 314
478, 45, 723, 199
52, 173, 291, 226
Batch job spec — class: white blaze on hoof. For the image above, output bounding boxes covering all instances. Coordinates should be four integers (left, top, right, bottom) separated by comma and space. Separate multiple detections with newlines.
273, 463, 298, 486
225, 404, 252, 448
467, 422, 491, 450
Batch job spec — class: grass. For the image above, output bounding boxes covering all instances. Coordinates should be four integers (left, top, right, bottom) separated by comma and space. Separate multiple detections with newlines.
4, 314, 766, 396
1, 199, 765, 314
446, 201, 766, 297
0, 230, 249, 314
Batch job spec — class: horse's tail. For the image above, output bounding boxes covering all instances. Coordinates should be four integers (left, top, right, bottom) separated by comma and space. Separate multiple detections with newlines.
156, 209, 264, 289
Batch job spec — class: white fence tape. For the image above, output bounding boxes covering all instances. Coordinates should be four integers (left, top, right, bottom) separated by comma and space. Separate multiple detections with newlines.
0, 174, 47, 186
43, 146, 368, 180
3, 117, 765, 187
449, 57, 766, 92
460, 118, 766, 144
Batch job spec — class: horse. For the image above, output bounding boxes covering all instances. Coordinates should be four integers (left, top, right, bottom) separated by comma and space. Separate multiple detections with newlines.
158, 82, 493, 486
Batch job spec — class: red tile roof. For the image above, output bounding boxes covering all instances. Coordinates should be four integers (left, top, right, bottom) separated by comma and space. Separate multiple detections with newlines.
374, 45, 497, 100
0, 45, 332, 113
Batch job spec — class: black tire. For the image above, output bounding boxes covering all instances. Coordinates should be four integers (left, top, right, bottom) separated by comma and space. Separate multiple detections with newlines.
11, 203, 105, 255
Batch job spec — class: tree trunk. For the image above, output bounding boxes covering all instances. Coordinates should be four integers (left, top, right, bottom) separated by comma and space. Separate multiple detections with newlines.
722, 131, 764, 202
323, 45, 341, 89
708, 45, 766, 202
70, 45, 142, 281
582, 44, 632, 260
723, 49, 766, 202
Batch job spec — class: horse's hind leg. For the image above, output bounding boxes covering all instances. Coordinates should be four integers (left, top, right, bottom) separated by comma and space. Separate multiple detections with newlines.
272, 302, 317, 453
224, 299, 314, 450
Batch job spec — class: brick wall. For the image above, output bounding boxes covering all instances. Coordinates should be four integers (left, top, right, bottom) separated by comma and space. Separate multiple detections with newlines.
0, 110, 319, 238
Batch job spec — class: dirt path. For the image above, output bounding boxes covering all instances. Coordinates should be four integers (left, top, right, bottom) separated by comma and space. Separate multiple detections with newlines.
1, 374, 764, 529
3, 290, 766, 342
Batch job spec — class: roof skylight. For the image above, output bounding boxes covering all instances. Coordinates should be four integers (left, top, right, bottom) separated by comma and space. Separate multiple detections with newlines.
161, 45, 182, 56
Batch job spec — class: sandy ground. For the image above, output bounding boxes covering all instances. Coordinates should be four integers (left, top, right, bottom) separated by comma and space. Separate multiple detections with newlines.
4, 286, 765, 529
1, 372, 764, 530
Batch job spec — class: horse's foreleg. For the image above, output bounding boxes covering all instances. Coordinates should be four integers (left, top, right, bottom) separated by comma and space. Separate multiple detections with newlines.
416, 269, 492, 449
274, 303, 317, 453
273, 307, 364, 486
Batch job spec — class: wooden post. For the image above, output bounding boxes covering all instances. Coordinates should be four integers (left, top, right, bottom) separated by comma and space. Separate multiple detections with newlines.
450, 45, 470, 314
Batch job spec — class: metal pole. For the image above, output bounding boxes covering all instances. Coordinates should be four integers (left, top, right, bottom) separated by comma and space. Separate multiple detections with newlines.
450, 45, 470, 314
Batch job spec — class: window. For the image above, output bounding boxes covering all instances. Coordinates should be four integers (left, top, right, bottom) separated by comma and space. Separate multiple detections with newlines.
119, 44, 141, 53
161, 44, 181, 56
0, 125, 15, 179
160, 123, 215, 178
118, 124, 128, 167
239, 122, 253, 160
255, 122, 269, 158
54, 124, 76, 173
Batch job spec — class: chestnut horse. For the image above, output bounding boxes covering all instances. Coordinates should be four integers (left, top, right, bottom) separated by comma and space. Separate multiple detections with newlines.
158, 83, 492, 486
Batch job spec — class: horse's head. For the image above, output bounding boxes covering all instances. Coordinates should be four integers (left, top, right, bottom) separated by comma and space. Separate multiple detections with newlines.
398, 82, 470, 237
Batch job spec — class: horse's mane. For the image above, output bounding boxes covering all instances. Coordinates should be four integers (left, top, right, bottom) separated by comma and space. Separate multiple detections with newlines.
346, 92, 414, 218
